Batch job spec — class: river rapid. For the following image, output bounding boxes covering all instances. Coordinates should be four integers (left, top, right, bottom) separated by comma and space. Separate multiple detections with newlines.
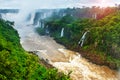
2, 12, 119, 80
14, 23, 119, 80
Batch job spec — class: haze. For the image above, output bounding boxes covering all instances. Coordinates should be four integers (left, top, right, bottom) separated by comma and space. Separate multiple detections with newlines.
0, 0, 120, 9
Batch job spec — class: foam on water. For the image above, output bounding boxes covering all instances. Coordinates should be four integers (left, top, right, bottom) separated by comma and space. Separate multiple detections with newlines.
2, 11, 119, 80
52, 49, 118, 80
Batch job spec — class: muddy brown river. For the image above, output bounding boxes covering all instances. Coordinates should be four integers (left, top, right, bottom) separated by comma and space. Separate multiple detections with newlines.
14, 23, 119, 80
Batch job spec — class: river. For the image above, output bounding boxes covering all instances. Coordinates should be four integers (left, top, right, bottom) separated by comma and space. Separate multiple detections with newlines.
14, 23, 119, 80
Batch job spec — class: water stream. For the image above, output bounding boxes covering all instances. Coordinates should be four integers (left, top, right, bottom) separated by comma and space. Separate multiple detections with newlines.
78, 31, 88, 47
2, 12, 119, 80
16, 24, 119, 80
60, 28, 64, 37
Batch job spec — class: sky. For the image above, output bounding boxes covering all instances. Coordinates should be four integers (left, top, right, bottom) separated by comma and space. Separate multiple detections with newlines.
0, 0, 120, 9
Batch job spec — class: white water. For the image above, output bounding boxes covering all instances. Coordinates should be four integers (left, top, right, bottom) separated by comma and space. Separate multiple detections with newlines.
52, 49, 118, 80
60, 28, 64, 37
38, 21, 41, 28
39, 21, 44, 28
29, 12, 35, 25
92, 13, 97, 19
42, 22, 45, 28
45, 25, 49, 34
1, 13, 18, 21
78, 31, 88, 47
18, 25, 119, 80
2, 12, 119, 80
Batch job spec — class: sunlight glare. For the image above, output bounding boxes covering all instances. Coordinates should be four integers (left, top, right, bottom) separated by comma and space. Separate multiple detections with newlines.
101, 0, 106, 7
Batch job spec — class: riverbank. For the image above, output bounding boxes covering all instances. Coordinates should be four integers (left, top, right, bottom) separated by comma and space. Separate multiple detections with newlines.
0, 19, 70, 80
12, 21, 119, 80
51, 49, 118, 80
28, 47, 119, 80
38, 11, 120, 70
53, 37, 120, 70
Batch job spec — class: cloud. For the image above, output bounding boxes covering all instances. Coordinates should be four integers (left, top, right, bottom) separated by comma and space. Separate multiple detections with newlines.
0, 0, 79, 9
0, 0, 120, 9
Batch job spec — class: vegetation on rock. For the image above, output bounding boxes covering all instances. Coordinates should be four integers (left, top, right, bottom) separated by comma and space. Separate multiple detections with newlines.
36, 8, 120, 69
0, 19, 70, 80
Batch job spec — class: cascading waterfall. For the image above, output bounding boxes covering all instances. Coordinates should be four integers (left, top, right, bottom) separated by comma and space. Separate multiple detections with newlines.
41, 13, 45, 19
43, 13, 47, 19
39, 20, 42, 28
34, 11, 54, 28
60, 28, 64, 37
39, 20, 44, 28
2, 10, 119, 80
42, 22, 45, 28
92, 13, 97, 19
78, 31, 88, 47
45, 25, 49, 34
39, 20, 41, 28
41, 12, 51, 19
1, 13, 17, 21
29, 12, 35, 25
35, 20, 39, 27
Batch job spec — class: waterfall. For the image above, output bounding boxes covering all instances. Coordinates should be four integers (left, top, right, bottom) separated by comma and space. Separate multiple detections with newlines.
39, 21, 41, 28
1, 13, 17, 21
35, 20, 41, 27
45, 25, 49, 35
39, 21, 42, 28
29, 12, 35, 25
39, 20, 44, 28
43, 13, 47, 19
94, 13, 97, 19
1, 10, 118, 80
78, 31, 88, 47
60, 28, 64, 37
35, 20, 39, 27
92, 13, 97, 19
42, 22, 45, 28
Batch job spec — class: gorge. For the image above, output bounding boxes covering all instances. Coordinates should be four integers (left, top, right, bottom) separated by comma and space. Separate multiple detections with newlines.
0, 9, 120, 80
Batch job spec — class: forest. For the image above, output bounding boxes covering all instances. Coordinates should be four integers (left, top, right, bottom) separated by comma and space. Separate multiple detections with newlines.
0, 19, 70, 80
36, 7, 120, 70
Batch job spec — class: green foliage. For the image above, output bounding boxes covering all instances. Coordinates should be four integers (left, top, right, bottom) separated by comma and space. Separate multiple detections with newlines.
0, 19, 70, 80
89, 12, 120, 58
36, 27, 46, 35
37, 11, 120, 69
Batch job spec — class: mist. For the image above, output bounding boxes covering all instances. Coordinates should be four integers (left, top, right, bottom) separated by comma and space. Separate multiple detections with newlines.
0, 0, 120, 9
1, 0, 120, 24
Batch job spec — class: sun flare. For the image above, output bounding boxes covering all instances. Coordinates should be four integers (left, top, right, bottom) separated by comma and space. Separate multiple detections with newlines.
100, 0, 107, 7
99, 0, 112, 7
